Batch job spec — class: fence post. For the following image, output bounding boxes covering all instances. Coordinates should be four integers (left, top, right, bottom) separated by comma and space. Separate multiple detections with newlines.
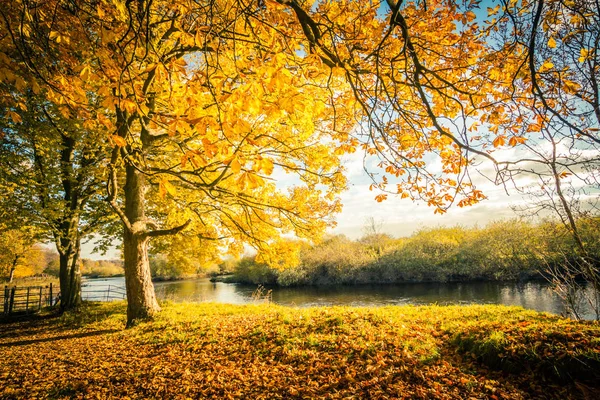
106, 285, 111, 301
9, 287, 16, 315
49, 283, 53, 306
38, 286, 43, 311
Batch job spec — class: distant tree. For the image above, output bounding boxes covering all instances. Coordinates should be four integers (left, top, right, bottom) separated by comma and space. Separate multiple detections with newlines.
360, 217, 394, 258
81, 259, 124, 278
0, 94, 113, 309
43, 248, 60, 277
0, 228, 44, 282
149, 233, 222, 279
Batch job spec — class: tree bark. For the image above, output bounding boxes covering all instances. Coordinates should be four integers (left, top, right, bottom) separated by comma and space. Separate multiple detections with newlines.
8, 259, 16, 283
58, 236, 82, 311
55, 133, 83, 311
123, 163, 160, 326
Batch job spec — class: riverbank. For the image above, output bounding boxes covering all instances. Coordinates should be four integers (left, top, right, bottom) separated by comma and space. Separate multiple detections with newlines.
1, 303, 598, 398
82, 273, 204, 282
1, 275, 58, 287
215, 273, 548, 286
228, 219, 600, 287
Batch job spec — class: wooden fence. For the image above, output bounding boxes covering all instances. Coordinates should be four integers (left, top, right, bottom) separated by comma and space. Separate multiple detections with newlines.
2, 282, 127, 317
2, 284, 58, 316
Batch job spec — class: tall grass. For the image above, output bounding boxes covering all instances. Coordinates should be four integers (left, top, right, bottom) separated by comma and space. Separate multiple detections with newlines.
232, 218, 600, 286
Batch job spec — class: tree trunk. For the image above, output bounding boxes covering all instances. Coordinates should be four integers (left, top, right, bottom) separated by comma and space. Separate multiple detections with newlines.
58, 237, 82, 311
123, 229, 159, 325
123, 163, 160, 326
8, 260, 16, 283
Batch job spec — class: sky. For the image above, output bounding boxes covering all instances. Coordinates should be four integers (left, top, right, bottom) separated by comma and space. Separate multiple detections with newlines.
329, 150, 529, 240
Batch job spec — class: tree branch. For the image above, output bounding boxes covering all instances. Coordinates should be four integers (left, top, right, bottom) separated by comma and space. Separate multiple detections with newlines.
106, 151, 133, 233
146, 219, 191, 237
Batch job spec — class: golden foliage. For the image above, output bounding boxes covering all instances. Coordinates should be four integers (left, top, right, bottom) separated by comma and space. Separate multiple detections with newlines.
0, 303, 598, 398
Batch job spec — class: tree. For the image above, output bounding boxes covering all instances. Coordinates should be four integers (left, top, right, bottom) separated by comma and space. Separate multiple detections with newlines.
149, 233, 221, 279
275, 0, 599, 316
0, 92, 113, 310
0, 228, 44, 282
0, 0, 354, 325
360, 216, 394, 259
477, 0, 600, 318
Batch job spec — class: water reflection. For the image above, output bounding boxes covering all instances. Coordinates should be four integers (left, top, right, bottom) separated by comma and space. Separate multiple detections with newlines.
154, 280, 254, 304
82, 277, 596, 319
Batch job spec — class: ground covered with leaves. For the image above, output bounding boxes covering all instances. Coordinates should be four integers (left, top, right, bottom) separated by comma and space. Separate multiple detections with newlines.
1, 303, 599, 399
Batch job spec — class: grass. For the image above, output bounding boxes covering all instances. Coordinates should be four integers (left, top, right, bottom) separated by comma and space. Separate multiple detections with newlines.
0, 302, 599, 399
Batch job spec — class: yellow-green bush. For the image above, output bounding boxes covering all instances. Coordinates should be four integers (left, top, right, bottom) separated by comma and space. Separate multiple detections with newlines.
232, 218, 599, 286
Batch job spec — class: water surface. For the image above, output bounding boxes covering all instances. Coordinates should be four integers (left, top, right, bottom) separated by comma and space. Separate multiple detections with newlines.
82, 277, 597, 319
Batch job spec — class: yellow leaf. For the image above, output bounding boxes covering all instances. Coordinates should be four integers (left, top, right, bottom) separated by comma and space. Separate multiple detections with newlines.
579, 48, 590, 63
493, 136, 505, 147
112, 135, 126, 147
30, 79, 40, 95
121, 99, 137, 114
80, 66, 91, 81
229, 157, 242, 174
487, 5, 500, 16
163, 180, 177, 196
562, 79, 580, 94
547, 37, 557, 48
246, 173, 264, 189
236, 172, 264, 190
83, 119, 95, 130
465, 11, 476, 22
8, 111, 22, 124
261, 158, 274, 175
540, 61, 554, 72
202, 139, 218, 158
97, 113, 113, 129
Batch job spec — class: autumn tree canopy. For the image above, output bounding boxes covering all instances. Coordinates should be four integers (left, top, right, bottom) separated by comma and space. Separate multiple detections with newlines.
0, 93, 113, 309
0, 0, 356, 323
1, 0, 598, 322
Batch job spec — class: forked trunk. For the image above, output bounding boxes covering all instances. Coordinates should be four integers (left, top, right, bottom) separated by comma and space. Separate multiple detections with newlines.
123, 163, 160, 326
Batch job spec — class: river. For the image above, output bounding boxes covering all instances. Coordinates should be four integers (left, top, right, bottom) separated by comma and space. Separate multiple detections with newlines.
81, 277, 598, 319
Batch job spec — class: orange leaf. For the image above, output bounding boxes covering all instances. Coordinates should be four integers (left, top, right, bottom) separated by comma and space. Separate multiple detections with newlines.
492, 136, 505, 147
112, 135, 126, 147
